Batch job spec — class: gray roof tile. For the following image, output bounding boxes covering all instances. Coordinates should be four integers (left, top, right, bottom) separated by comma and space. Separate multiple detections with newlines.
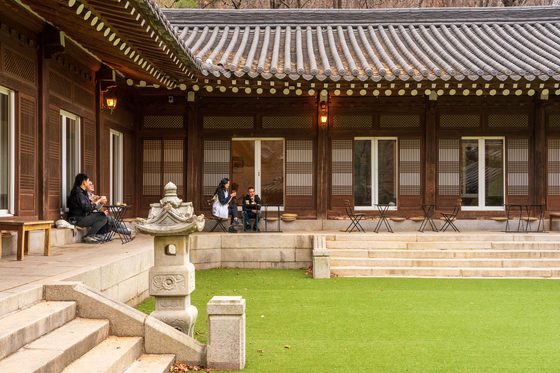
162, 6, 560, 82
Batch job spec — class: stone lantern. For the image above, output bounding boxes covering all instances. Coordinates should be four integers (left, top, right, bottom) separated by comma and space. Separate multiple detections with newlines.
135, 182, 205, 337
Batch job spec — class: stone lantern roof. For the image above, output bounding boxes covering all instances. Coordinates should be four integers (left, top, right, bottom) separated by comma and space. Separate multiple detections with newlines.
135, 182, 205, 236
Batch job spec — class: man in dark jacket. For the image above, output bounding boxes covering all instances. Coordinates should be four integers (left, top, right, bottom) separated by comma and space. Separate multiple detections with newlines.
242, 186, 261, 232
67, 173, 109, 243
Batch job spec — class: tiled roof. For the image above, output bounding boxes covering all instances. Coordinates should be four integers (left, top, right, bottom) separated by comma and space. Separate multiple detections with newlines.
161, 6, 560, 82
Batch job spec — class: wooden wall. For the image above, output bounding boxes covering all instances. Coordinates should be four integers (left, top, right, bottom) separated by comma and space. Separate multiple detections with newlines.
0, 6, 41, 220
136, 91, 188, 218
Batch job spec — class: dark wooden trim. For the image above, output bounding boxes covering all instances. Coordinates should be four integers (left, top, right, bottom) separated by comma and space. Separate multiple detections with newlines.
37, 34, 48, 220
534, 97, 547, 205
94, 73, 102, 200
425, 100, 436, 205
186, 99, 198, 211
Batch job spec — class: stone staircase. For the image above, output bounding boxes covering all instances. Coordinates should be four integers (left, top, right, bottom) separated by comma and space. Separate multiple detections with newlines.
0, 300, 174, 373
328, 233, 560, 278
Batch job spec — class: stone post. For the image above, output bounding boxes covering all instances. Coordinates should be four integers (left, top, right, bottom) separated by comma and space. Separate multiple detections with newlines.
313, 235, 330, 279
135, 182, 205, 337
207, 296, 246, 370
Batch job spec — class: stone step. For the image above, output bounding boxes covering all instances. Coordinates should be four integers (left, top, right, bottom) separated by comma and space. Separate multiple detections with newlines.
0, 318, 109, 373
327, 241, 408, 249
491, 242, 560, 250
331, 257, 560, 268
0, 301, 76, 360
329, 233, 560, 243
333, 234, 418, 242
328, 241, 493, 250
123, 354, 175, 373
329, 249, 560, 259
330, 266, 558, 278
416, 233, 515, 242
407, 242, 493, 250
61, 336, 142, 373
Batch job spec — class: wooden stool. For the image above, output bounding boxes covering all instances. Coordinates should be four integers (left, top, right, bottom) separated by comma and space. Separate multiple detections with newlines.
0, 220, 53, 261
549, 213, 560, 230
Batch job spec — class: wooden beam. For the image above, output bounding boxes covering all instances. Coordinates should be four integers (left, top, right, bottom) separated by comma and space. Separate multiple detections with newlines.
316, 95, 328, 220
37, 34, 49, 220
534, 97, 547, 206
186, 100, 198, 212
424, 98, 436, 205
43, 25, 65, 59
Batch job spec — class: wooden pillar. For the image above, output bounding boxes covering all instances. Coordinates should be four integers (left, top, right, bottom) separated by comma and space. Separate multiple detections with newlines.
95, 74, 102, 192
316, 95, 328, 220
424, 99, 437, 205
186, 98, 199, 212
131, 92, 139, 218
37, 36, 49, 220
134, 94, 142, 218
534, 97, 547, 206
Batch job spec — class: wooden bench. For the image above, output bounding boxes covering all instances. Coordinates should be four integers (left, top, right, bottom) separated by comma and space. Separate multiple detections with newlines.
0, 220, 54, 261
549, 213, 560, 230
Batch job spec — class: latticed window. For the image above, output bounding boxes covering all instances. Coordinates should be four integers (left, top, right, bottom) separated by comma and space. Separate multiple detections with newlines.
263, 116, 313, 129
203, 141, 230, 195
142, 139, 185, 196
548, 115, 560, 128
488, 115, 529, 128
380, 115, 420, 128
73, 86, 94, 109
399, 139, 421, 196
163, 140, 184, 196
203, 116, 254, 129
439, 115, 480, 128
144, 115, 184, 129
507, 138, 529, 196
548, 139, 560, 196
142, 140, 162, 196
332, 115, 372, 129
332, 140, 353, 195
286, 140, 313, 196
49, 71, 72, 100
438, 139, 460, 196
4, 47, 35, 84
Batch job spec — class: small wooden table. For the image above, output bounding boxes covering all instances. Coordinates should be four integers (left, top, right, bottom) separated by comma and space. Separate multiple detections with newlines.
0, 220, 53, 261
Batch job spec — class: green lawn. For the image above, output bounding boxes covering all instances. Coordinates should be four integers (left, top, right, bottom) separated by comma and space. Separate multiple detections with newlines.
137, 269, 560, 372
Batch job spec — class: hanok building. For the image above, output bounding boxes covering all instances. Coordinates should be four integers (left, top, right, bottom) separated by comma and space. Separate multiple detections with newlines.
2, 0, 560, 227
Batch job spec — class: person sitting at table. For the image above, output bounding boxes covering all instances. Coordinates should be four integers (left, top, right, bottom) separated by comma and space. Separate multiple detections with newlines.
86, 180, 104, 211
242, 186, 261, 232
67, 173, 110, 244
86, 180, 136, 240
213, 178, 242, 233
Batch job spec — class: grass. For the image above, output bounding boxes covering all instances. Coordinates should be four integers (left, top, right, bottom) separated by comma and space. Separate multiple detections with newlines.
137, 269, 560, 372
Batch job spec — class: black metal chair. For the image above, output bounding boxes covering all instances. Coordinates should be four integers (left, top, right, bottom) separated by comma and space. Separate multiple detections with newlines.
440, 199, 461, 233
207, 199, 227, 233
343, 200, 365, 233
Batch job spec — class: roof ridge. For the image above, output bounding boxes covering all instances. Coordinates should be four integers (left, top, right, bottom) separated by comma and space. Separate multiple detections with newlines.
162, 6, 560, 26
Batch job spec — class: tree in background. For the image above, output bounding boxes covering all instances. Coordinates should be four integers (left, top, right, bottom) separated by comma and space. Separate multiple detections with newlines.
158, 0, 556, 9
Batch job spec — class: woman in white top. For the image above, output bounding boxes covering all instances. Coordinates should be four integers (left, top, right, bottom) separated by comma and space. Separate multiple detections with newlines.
212, 178, 242, 233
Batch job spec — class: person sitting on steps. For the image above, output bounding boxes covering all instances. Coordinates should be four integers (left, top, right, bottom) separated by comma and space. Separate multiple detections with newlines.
242, 186, 261, 232
212, 178, 242, 233
67, 173, 110, 244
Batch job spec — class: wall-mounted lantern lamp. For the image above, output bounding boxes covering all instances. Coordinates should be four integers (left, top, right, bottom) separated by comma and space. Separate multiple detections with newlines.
105, 95, 117, 113
100, 66, 117, 114
319, 89, 329, 128
101, 88, 117, 114
320, 101, 327, 124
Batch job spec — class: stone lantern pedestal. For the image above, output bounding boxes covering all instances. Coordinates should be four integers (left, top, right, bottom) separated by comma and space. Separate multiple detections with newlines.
135, 182, 205, 337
